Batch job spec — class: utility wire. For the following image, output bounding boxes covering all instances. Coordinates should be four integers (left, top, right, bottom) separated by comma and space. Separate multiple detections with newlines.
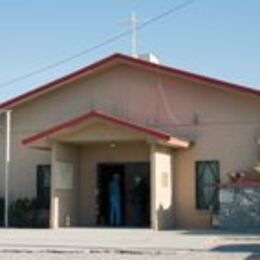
0, 0, 196, 91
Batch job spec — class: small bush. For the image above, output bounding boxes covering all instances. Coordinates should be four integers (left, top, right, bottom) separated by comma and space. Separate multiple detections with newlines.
10, 198, 49, 228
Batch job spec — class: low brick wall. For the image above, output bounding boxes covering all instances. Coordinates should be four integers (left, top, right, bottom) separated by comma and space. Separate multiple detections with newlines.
218, 183, 260, 230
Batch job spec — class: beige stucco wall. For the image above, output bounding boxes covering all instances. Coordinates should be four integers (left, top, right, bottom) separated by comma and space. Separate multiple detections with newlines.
174, 123, 259, 228
150, 145, 174, 230
50, 143, 79, 228
57, 120, 151, 144
0, 61, 259, 228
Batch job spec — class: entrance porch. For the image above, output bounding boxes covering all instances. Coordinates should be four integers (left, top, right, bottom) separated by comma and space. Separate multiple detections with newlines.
23, 110, 190, 230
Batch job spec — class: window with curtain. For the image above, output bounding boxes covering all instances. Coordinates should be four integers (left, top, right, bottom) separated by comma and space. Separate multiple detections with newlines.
196, 161, 219, 212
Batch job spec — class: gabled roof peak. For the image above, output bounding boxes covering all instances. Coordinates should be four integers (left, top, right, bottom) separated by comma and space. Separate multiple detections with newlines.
0, 52, 259, 109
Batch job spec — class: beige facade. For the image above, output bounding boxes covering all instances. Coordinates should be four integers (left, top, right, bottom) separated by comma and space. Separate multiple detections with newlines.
49, 137, 150, 228
0, 53, 259, 229
47, 117, 184, 229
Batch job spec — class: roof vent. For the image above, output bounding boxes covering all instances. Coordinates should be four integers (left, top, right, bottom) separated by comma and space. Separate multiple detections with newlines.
137, 53, 160, 64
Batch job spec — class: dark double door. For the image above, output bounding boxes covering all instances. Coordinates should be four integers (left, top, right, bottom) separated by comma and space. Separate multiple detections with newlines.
97, 162, 150, 227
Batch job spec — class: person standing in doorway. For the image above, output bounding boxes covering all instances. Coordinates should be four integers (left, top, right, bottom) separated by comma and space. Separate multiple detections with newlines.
109, 174, 122, 226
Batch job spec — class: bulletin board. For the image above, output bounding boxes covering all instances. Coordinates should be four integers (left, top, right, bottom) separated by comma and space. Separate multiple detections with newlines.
54, 162, 74, 190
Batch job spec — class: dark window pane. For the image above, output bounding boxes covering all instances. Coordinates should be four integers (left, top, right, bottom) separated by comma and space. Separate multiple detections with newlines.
37, 165, 51, 209
196, 161, 219, 212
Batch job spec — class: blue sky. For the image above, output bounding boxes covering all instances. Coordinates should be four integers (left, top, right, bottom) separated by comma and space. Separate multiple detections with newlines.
0, 0, 259, 102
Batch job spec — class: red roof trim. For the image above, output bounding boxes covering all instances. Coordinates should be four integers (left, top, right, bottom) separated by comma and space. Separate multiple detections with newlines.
220, 181, 260, 188
1, 53, 259, 109
130, 56, 260, 97
22, 110, 171, 145
0, 54, 120, 109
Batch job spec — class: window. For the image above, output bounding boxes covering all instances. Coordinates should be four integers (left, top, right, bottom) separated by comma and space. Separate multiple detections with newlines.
196, 161, 219, 212
37, 165, 51, 209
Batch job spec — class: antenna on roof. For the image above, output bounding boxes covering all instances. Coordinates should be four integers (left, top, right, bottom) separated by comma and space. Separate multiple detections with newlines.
121, 11, 140, 57
130, 12, 138, 57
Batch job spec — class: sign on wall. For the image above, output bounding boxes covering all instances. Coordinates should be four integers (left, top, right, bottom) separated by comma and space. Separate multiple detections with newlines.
54, 162, 74, 190
161, 172, 169, 188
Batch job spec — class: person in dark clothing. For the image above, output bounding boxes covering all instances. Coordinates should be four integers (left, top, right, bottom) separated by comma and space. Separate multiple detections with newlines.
109, 174, 122, 226
131, 176, 146, 226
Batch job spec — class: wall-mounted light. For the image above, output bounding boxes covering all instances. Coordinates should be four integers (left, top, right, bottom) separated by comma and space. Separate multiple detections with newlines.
109, 142, 116, 148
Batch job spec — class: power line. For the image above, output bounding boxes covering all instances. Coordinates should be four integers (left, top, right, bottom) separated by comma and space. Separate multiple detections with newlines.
0, 0, 196, 91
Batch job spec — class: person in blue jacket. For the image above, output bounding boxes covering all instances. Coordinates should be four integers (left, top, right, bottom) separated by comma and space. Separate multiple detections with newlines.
109, 174, 122, 226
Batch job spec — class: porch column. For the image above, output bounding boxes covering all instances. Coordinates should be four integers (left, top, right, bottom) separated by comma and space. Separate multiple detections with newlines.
50, 143, 79, 228
150, 144, 175, 230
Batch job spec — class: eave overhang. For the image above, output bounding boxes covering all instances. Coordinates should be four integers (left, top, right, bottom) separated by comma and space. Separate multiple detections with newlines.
22, 110, 190, 150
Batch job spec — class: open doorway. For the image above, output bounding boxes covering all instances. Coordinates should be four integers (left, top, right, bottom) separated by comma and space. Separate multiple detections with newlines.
97, 162, 150, 227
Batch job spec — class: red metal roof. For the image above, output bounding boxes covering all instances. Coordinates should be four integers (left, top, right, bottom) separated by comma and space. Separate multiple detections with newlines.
22, 110, 172, 145
1, 53, 260, 109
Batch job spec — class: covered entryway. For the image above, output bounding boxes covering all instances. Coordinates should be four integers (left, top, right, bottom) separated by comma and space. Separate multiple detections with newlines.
22, 110, 190, 230
97, 162, 150, 227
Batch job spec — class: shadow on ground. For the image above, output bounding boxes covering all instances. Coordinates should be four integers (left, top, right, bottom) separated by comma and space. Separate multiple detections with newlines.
246, 254, 260, 260
180, 229, 260, 237
211, 243, 260, 260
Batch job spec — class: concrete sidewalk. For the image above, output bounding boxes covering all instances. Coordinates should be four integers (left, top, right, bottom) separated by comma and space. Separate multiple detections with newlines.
0, 228, 258, 259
